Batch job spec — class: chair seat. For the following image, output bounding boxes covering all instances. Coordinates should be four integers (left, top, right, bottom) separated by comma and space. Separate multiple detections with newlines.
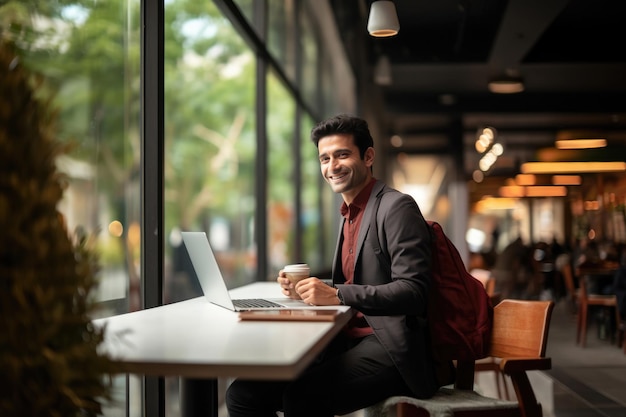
587, 294, 618, 304
364, 388, 518, 417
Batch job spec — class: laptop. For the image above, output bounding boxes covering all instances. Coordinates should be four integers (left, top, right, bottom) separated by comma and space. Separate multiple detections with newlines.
181, 231, 309, 311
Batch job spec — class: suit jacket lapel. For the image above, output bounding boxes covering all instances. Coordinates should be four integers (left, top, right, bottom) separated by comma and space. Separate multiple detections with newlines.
354, 180, 386, 269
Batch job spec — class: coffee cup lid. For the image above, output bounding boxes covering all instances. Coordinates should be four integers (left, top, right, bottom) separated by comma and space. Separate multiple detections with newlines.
284, 263, 309, 271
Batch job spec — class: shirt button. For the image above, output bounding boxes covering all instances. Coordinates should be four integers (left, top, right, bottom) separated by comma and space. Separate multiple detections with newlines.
349, 220, 353, 224
349, 249, 353, 254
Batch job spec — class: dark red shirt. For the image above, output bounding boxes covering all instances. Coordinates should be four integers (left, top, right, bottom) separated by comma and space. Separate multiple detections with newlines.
340, 178, 376, 338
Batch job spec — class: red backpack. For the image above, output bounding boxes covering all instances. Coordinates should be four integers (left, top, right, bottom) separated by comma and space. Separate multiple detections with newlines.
426, 220, 493, 362
369, 192, 494, 365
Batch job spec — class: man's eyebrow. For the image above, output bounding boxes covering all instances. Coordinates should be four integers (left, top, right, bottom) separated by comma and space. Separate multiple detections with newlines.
331, 148, 353, 155
319, 148, 353, 159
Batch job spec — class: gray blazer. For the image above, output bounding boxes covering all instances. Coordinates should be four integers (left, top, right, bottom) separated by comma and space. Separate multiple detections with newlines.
332, 180, 438, 398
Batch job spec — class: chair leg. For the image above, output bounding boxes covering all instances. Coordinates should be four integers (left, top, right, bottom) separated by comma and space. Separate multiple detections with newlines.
617, 313, 625, 353
613, 306, 620, 345
500, 372, 511, 401
578, 304, 588, 347
576, 308, 581, 343
509, 371, 543, 417
493, 370, 502, 399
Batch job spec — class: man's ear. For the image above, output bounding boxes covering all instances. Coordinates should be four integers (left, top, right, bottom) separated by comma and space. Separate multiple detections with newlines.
364, 147, 375, 167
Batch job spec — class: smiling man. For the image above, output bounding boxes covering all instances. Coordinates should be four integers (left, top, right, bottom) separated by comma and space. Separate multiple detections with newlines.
226, 114, 438, 417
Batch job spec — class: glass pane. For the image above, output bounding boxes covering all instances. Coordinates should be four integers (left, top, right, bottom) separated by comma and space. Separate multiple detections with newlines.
163, 2, 256, 414
1, 0, 141, 414
233, 0, 254, 27
268, 0, 296, 83
267, 70, 296, 277
301, 114, 324, 271
164, 1, 256, 302
320, 51, 335, 117
300, 1, 319, 110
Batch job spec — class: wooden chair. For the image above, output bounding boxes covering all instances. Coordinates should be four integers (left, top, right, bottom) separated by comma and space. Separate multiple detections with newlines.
364, 299, 555, 417
576, 275, 621, 347
560, 262, 579, 314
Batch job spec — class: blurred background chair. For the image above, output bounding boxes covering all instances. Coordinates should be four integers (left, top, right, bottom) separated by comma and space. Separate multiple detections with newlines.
560, 261, 579, 315
470, 268, 500, 306
576, 275, 621, 347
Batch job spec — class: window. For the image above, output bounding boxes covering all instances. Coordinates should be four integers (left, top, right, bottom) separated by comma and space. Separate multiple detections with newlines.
266, 70, 297, 275
163, 2, 256, 298
2, 0, 355, 415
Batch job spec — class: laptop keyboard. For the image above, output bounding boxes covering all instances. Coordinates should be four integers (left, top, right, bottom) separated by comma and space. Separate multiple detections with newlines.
233, 298, 286, 309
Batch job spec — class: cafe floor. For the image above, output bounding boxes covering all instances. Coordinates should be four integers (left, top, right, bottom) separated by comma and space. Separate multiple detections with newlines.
539, 299, 626, 417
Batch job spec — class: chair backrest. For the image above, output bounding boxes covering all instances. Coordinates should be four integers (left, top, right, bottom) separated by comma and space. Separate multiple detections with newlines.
489, 299, 554, 358
561, 262, 577, 299
454, 299, 554, 390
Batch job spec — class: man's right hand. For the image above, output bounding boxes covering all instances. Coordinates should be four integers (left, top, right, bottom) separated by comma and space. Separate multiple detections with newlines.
277, 270, 302, 300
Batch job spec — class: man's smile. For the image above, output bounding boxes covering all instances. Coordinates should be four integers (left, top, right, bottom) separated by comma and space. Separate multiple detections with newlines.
328, 172, 348, 182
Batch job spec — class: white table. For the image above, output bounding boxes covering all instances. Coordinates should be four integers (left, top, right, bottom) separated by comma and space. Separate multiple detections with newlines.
94, 282, 352, 416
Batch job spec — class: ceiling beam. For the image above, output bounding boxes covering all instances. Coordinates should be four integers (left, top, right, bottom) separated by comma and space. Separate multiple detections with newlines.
488, 0, 570, 71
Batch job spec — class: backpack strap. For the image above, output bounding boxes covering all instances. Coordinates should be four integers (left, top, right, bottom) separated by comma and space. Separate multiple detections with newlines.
368, 189, 433, 271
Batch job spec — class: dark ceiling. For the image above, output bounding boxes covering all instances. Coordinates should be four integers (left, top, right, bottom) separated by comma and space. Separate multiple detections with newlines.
330, 0, 626, 201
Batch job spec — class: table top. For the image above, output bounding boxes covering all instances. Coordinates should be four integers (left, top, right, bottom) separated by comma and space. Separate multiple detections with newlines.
93, 282, 352, 380
576, 263, 619, 277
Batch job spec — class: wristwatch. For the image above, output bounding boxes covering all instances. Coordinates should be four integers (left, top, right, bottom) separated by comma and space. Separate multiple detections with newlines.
336, 288, 345, 305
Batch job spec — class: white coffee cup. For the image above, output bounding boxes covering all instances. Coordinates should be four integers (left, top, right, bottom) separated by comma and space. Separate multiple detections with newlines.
283, 263, 311, 285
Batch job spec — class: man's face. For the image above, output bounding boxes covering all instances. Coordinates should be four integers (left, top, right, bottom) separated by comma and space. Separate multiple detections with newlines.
317, 133, 374, 203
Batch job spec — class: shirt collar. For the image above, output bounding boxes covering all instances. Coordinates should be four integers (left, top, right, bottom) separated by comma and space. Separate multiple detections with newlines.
340, 178, 377, 217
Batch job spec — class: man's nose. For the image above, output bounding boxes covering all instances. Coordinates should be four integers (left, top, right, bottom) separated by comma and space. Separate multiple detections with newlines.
329, 157, 340, 170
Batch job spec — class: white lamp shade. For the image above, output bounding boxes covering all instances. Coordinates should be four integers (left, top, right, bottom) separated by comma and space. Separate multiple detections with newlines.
368, 1, 400, 37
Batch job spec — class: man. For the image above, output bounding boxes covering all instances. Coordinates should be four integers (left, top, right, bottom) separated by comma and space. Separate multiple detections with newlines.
226, 114, 437, 417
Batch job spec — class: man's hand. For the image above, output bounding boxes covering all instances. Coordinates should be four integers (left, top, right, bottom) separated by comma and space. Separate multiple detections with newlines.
277, 270, 302, 300
294, 278, 342, 306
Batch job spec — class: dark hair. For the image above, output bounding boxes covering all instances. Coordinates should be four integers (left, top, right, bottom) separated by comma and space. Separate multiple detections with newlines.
310, 114, 374, 159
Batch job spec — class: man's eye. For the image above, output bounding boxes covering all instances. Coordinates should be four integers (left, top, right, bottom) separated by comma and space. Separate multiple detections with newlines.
320, 157, 329, 163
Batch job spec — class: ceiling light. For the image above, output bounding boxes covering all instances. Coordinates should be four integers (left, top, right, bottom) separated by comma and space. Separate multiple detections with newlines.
525, 186, 567, 197
521, 161, 626, 174
552, 175, 582, 186
390, 134, 403, 147
488, 76, 525, 94
367, 1, 400, 37
374, 55, 392, 85
475, 127, 496, 153
475, 197, 519, 212
555, 139, 607, 149
515, 174, 536, 186
499, 185, 568, 198
499, 185, 525, 198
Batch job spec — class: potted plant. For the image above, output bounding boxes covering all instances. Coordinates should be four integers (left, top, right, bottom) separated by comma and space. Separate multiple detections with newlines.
0, 40, 115, 416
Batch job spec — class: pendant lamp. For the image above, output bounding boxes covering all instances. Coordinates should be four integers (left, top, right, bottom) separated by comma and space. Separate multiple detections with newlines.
367, 1, 400, 37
